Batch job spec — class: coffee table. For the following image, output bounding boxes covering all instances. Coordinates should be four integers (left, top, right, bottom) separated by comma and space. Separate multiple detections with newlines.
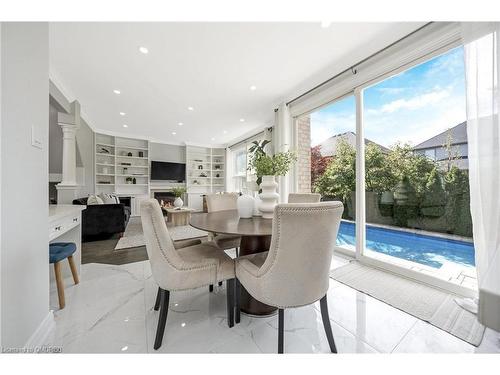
165, 207, 196, 226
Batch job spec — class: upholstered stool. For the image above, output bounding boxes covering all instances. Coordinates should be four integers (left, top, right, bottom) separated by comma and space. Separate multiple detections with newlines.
49, 242, 79, 309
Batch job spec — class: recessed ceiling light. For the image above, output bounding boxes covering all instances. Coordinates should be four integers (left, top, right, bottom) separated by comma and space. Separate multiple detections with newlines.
113, 89, 121, 94
119, 112, 126, 116
178, 122, 183, 126
223, 130, 228, 134
321, 21, 331, 28
139, 46, 149, 54
187, 106, 194, 111
239, 118, 245, 122
123, 124, 128, 128
172, 132, 177, 135
250, 85, 257, 91
211, 137, 215, 141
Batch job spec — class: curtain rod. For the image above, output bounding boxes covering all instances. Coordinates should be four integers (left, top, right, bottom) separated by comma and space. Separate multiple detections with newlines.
284, 22, 433, 107
228, 129, 267, 149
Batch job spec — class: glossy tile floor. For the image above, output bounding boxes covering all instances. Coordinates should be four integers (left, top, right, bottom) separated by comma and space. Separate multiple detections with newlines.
48, 253, 500, 353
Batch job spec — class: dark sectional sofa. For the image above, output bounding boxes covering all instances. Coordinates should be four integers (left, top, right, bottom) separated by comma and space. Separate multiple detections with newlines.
73, 197, 131, 240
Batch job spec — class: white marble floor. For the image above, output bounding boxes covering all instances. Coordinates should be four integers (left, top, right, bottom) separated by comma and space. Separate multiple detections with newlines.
48, 254, 500, 353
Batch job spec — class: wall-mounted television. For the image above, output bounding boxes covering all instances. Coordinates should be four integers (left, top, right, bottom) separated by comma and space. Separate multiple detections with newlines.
150, 161, 186, 181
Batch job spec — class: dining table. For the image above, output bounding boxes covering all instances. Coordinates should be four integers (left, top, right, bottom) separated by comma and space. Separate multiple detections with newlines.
189, 209, 276, 316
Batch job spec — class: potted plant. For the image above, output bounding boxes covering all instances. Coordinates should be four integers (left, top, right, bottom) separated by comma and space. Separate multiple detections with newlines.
171, 187, 186, 208
249, 150, 297, 219
125, 177, 133, 184
248, 139, 271, 187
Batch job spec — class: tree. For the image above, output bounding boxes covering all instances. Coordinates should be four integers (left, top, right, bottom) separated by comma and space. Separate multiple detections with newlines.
385, 142, 436, 195
420, 167, 446, 217
443, 129, 461, 172
313, 139, 355, 201
310, 145, 331, 187
444, 166, 473, 236
314, 140, 438, 211
365, 143, 395, 193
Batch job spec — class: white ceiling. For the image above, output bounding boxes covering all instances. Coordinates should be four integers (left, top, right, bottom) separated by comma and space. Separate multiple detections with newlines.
49, 22, 425, 146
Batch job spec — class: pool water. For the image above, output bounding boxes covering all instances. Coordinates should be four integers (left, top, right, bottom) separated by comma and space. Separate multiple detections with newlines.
336, 221, 475, 269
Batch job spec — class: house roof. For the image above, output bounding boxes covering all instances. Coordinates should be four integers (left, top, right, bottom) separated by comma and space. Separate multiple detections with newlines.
413, 121, 467, 150
316, 131, 389, 157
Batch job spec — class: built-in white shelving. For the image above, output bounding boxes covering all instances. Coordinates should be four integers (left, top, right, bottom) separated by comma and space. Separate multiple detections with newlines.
185, 145, 226, 210
94, 133, 151, 215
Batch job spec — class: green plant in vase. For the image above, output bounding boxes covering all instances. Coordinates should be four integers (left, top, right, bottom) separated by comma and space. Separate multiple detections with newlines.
249, 150, 297, 219
171, 187, 186, 209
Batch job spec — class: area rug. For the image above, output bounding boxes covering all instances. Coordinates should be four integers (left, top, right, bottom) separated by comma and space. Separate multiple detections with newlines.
330, 261, 485, 346
114, 217, 208, 250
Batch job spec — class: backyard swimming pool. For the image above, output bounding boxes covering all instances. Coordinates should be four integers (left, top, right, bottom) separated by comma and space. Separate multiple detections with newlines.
336, 221, 475, 269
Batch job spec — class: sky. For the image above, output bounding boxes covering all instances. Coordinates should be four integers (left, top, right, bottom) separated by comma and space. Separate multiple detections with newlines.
310, 47, 466, 148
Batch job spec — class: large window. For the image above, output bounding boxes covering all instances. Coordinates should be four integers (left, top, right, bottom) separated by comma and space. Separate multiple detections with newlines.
234, 147, 247, 177
228, 133, 267, 193
296, 45, 476, 290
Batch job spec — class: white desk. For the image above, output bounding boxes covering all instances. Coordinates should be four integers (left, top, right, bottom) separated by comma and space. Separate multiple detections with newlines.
49, 205, 85, 282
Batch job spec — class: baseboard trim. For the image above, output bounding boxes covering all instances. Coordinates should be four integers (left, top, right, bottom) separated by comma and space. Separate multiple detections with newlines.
24, 311, 55, 349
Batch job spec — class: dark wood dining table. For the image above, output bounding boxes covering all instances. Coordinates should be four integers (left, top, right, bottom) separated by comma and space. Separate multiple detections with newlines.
189, 210, 276, 316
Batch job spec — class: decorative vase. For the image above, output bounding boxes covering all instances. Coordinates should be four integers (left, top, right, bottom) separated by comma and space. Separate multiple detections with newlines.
259, 175, 279, 219
174, 197, 183, 208
253, 194, 262, 217
237, 194, 255, 218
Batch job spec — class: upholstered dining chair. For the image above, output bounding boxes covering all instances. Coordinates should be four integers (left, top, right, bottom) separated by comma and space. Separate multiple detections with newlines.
288, 193, 321, 203
206, 193, 241, 265
234, 201, 344, 354
152, 238, 202, 312
140, 199, 236, 350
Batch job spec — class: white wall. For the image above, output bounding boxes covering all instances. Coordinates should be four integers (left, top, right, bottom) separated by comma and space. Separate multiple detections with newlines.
49, 103, 62, 173
150, 142, 185, 163
0, 23, 49, 348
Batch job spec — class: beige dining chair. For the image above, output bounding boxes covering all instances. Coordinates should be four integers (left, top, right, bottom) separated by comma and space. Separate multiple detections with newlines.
288, 193, 321, 203
234, 201, 344, 353
140, 199, 236, 350
206, 193, 242, 267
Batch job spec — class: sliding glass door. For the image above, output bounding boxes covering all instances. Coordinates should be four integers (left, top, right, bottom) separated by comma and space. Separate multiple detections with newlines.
294, 44, 476, 293
356, 46, 476, 291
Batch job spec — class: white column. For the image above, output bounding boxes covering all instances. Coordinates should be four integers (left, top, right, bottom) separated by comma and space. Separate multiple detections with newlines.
58, 114, 78, 186
56, 101, 81, 203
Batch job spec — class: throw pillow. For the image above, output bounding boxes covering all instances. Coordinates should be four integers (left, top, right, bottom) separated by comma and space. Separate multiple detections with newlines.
100, 193, 117, 204
87, 194, 104, 205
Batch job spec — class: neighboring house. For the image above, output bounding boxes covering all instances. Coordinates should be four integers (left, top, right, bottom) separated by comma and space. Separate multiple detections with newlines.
317, 131, 389, 157
413, 121, 468, 170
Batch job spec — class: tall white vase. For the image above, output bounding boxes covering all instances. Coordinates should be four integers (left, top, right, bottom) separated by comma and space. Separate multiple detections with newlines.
259, 175, 279, 219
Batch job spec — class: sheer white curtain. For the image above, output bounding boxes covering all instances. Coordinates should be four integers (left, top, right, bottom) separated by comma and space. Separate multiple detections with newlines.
462, 23, 500, 319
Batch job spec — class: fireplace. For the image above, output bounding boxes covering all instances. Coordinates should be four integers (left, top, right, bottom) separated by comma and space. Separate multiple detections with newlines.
154, 191, 176, 214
